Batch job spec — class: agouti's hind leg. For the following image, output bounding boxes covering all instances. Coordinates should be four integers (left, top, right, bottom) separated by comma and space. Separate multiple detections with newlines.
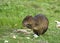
33, 30, 40, 36
42, 28, 48, 34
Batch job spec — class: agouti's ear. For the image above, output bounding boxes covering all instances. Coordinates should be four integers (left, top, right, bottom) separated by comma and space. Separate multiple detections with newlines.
25, 16, 33, 21
26, 16, 32, 18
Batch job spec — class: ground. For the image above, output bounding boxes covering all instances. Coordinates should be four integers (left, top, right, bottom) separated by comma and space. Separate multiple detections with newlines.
0, 0, 60, 43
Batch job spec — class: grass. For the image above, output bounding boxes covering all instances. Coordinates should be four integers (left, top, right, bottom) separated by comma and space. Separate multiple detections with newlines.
0, 0, 60, 43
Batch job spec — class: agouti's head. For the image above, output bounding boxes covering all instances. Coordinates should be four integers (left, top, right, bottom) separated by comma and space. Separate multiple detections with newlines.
22, 16, 35, 29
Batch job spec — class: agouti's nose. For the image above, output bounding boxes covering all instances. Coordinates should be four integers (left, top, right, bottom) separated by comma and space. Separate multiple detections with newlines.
26, 24, 32, 29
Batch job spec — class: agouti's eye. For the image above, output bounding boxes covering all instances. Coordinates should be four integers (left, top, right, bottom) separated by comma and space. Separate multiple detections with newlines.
26, 24, 32, 29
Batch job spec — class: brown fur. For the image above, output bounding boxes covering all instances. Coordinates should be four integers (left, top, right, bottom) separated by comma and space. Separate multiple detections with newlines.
22, 14, 49, 36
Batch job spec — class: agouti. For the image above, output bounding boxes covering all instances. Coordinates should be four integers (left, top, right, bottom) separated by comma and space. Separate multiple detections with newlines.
22, 14, 49, 36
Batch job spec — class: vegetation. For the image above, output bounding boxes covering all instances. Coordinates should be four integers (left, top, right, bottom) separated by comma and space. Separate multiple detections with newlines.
0, 0, 60, 43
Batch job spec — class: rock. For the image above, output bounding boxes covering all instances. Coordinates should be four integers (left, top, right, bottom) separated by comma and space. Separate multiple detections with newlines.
33, 34, 39, 38
55, 20, 60, 28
